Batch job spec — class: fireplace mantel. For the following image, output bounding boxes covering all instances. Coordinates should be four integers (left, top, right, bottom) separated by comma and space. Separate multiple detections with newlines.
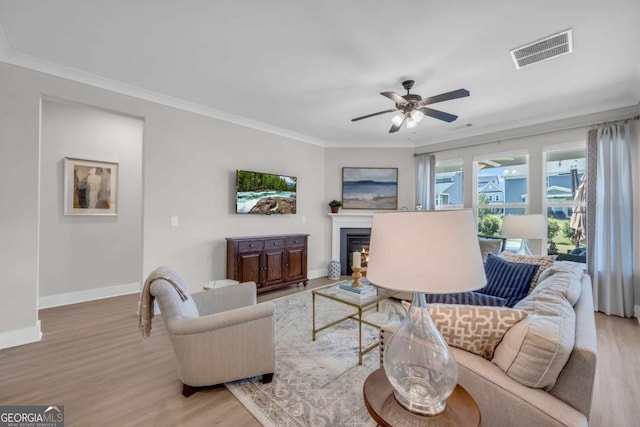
329, 212, 376, 261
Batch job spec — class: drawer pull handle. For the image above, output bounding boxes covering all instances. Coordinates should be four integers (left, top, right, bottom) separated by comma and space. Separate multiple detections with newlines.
250, 244, 254, 247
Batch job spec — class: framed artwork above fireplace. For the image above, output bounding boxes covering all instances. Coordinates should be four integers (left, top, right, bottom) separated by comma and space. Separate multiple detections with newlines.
342, 167, 398, 210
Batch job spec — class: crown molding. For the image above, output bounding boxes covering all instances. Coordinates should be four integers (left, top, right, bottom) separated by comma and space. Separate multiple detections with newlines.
0, 25, 326, 148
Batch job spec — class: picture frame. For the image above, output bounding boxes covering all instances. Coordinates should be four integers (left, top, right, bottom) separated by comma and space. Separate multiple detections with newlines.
342, 167, 398, 210
64, 157, 118, 215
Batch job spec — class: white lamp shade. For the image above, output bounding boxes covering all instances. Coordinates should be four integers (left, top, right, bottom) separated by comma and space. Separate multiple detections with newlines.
366, 209, 486, 293
502, 214, 547, 239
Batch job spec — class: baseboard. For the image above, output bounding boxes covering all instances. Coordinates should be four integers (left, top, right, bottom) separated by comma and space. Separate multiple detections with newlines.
39, 282, 140, 309
0, 321, 42, 350
308, 268, 326, 280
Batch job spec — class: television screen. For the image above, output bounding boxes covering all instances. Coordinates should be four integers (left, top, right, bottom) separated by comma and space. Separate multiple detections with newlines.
236, 170, 297, 214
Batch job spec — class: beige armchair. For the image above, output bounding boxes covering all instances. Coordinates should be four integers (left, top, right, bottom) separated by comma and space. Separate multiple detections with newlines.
145, 268, 275, 397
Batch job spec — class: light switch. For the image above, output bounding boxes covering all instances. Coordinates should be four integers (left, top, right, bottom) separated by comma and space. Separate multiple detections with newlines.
170, 216, 179, 227
301, 215, 306, 224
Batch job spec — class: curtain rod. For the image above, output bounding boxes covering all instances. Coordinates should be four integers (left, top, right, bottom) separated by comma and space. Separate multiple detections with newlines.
414, 114, 640, 156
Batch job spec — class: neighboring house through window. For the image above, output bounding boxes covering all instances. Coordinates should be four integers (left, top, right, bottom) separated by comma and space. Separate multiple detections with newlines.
543, 143, 587, 261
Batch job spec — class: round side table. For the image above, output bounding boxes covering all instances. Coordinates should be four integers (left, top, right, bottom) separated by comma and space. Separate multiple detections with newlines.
363, 368, 481, 427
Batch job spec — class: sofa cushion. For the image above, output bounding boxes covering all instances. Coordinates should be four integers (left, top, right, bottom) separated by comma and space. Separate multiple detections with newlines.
531, 266, 583, 306
479, 255, 539, 307
401, 302, 527, 359
500, 252, 557, 293
492, 284, 576, 389
538, 260, 583, 282
478, 237, 504, 262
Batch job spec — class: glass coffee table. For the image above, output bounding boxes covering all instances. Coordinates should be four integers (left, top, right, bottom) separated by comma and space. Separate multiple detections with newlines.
312, 280, 398, 365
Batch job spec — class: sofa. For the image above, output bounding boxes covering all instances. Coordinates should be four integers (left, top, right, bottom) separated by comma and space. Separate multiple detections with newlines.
381, 260, 597, 427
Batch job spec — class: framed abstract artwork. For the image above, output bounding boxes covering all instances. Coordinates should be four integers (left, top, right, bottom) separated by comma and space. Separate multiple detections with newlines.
342, 167, 398, 210
64, 157, 118, 215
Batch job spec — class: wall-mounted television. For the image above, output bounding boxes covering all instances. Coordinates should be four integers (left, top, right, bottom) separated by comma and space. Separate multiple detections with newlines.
236, 170, 297, 214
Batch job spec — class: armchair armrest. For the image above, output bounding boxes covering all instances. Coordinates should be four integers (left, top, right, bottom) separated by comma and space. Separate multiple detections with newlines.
191, 281, 257, 315
168, 300, 274, 336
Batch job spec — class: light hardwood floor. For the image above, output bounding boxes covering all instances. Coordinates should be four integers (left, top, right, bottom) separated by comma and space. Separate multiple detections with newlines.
0, 278, 638, 427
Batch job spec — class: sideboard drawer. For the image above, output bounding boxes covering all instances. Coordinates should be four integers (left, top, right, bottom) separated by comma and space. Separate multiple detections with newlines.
238, 240, 264, 253
286, 237, 306, 247
265, 239, 285, 249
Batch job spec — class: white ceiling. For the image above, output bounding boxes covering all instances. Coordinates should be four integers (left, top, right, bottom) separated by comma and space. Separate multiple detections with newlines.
1, 0, 639, 148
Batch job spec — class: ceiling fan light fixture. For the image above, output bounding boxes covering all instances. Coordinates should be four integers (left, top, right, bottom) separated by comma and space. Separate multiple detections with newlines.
351, 80, 470, 133
391, 112, 405, 126
410, 109, 424, 123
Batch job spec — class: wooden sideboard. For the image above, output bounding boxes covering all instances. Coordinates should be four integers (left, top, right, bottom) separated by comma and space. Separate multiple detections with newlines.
226, 234, 309, 293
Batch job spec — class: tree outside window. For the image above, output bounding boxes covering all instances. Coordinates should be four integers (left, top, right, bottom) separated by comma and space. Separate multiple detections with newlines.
544, 145, 587, 260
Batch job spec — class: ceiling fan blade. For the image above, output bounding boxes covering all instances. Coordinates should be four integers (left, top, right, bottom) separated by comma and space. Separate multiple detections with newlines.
389, 115, 406, 133
381, 91, 408, 105
480, 159, 502, 167
351, 108, 397, 122
420, 89, 470, 106
419, 107, 459, 122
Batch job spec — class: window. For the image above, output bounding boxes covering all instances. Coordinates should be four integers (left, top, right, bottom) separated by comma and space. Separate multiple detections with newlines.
543, 144, 587, 259
474, 153, 529, 237
435, 159, 463, 209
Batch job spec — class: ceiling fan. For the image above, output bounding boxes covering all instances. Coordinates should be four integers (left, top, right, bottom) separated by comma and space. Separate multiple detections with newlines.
351, 80, 470, 133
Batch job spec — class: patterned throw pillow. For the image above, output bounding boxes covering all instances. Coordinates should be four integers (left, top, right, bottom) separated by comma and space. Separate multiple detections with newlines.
500, 252, 557, 293
401, 302, 527, 359
479, 255, 539, 307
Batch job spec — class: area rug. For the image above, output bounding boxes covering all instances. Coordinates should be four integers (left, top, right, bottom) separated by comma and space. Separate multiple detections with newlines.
225, 288, 405, 427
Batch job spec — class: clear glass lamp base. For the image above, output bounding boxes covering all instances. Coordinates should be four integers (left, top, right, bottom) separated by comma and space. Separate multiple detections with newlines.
383, 292, 458, 416
393, 378, 447, 415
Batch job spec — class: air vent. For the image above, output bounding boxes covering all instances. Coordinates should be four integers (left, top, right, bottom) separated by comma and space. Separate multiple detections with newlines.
510, 29, 573, 69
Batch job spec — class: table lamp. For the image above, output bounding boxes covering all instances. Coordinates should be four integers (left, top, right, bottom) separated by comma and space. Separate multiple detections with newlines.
501, 214, 547, 255
366, 209, 486, 415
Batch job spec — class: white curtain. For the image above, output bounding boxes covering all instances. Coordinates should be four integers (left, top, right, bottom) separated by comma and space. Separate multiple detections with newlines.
592, 123, 635, 317
416, 154, 435, 210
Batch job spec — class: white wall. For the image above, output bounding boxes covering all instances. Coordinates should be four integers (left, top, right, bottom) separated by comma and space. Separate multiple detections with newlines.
142, 106, 328, 287
39, 99, 144, 307
0, 64, 41, 348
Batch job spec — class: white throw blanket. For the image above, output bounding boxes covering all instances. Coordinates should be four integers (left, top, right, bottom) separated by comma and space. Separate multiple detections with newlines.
138, 266, 189, 338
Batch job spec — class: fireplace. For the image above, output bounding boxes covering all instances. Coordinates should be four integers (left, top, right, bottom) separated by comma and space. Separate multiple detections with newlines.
329, 212, 374, 277
340, 228, 371, 275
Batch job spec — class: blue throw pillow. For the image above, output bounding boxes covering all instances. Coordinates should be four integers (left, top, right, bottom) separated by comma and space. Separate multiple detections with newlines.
479, 255, 540, 307
426, 292, 507, 307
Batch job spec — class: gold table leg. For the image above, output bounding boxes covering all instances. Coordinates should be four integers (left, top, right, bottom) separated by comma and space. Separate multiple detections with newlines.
312, 292, 316, 341
358, 307, 363, 365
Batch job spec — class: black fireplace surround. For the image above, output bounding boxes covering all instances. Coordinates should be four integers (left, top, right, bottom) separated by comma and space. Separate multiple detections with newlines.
339, 228, 371, 275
